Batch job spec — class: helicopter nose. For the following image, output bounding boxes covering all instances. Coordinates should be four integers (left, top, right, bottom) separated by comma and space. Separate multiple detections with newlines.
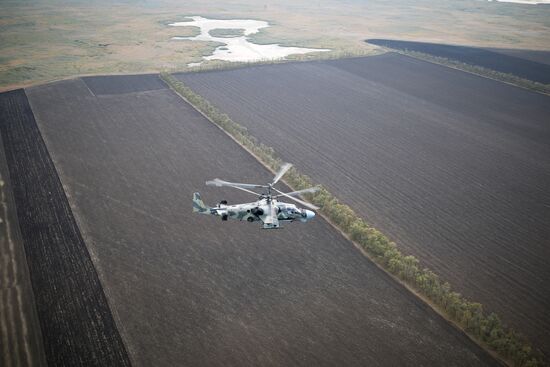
305, 210, 315, 221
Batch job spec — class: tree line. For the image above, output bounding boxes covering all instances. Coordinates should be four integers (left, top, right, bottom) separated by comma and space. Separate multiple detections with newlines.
164, 49, 376, 75
160, 72, 545, 367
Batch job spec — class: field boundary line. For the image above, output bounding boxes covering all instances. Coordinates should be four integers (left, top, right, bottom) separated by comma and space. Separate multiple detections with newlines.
160, 72, 546, 367
0, 50, 384, 93
0, 71, 166, 94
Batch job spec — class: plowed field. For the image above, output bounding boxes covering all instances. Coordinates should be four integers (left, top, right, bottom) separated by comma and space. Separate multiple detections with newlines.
175, 53, 550, 356
0, 89, 130, 366
367, 40, 550, 83
22, 74, 502, 366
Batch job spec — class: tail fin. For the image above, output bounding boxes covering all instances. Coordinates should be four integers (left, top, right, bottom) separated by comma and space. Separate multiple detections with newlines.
193, 192, 209, 213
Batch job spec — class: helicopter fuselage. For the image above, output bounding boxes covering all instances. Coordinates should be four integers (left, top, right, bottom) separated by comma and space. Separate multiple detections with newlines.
195, 162, 318, 229
194, 193, 315, 229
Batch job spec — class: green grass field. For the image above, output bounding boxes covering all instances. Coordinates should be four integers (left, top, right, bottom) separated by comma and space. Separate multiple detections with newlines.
1, 0, 549, 90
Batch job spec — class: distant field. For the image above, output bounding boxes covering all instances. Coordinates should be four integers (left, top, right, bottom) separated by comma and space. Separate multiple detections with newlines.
367, 39, 550, 84
487, 48, 550, 66
175, 53, 550, 357
2, 0, 550, 90
22, 75, 501, 366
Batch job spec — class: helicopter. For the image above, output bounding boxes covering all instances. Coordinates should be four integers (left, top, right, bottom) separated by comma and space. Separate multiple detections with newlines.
193, 163, 319, 229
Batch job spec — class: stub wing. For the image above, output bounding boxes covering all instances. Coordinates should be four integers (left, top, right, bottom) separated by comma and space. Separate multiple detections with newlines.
262, 202, 280, 229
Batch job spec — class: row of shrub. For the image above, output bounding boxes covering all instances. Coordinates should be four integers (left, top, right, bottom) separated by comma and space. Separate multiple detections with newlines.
163, 48, 379, 75
388, 48, 550, 96
160, 72, 545, 367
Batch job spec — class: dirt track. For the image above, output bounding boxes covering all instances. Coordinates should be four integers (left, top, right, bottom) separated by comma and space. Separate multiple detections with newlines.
175, 53, 550, 356
22, 75, 503, 366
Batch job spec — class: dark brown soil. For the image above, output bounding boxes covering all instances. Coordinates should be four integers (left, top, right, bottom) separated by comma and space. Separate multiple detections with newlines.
82, 74, 167, 96
367, 39, 550, 83
175, 53, 550, 357
0, 89, 131, 367
0, 113, 47, 367
23, 75, 503, 367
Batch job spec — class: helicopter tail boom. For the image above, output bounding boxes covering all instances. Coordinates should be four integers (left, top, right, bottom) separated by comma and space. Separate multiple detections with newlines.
193, 192, 210, 214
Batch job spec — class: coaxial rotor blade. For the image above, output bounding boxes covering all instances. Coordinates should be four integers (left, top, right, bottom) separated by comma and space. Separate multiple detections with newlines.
271, 163, 292, 186
278, 186, 320, 197
273, 188, 319, 210
226, 185, 262, 196
206, 178, 267, 189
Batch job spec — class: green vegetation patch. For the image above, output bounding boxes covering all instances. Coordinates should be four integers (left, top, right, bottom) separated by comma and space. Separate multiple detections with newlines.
208, 28, 246, 38
172, 25, 201, 38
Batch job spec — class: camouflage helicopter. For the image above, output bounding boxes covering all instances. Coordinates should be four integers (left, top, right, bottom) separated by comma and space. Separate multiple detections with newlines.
193, 163, 319, 229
